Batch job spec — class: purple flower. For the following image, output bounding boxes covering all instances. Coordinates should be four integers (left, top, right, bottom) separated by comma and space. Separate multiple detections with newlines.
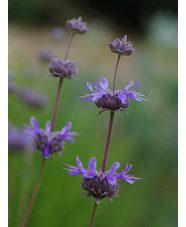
80, 77, 148, 114
64, 156, 141, 203
109, 35, 135, 56
48, 58, 78, 79
18, 88, 47, 108
66, 17, 89, 34
24, 117, 79, 158
8, 122, 27, 152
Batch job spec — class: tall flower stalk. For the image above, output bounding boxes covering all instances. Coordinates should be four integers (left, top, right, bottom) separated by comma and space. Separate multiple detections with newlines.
90, 55, 121, 226
22, 17, 88, 227
65, 35, 148, 227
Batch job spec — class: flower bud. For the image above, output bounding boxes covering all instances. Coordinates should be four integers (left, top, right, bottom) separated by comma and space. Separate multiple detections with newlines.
48, 58, 78, 79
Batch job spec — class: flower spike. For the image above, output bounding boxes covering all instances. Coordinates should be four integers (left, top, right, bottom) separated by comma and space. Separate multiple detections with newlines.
24, 117, 79, 158
80, 77, 148, 113
64, 156, 141, 204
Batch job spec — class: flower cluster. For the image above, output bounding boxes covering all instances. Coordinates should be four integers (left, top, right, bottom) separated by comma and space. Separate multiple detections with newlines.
109, 35, 135, 56
24, 117, 79, 158
66, 17, 89, 34
48, 58, 78, 79
80, 77, 148, 114
65, 156, 141, 204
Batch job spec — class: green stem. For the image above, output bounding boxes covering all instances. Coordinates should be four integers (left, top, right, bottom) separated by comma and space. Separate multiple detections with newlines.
89, 202, 98, 227
22, 159, 46, 227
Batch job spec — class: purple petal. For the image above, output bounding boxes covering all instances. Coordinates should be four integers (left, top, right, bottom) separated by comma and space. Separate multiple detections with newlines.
24, 116, 43, 138
133, 82, 139, 91
117, 91, 128, 104
125, 81, 134, 90
76, 156, 83, 169
115, 164, 141, 184
83, 157, 97, 178
60, 122, 72, 135
109, 43, 115, 51
94, 81, 100, 90
124, 49, 134, 56
42, 138, 51, 158
122, 35, 127, 42
106, 162, 120, 185
30, 116, 38, 128
123, 175, 142, 184
79, 93, 92, 98
63, 132, 79, 143
65, 156, 87, 176
87, 157, 97, 172
87, 82, 93, 91
100, 77, 109, 90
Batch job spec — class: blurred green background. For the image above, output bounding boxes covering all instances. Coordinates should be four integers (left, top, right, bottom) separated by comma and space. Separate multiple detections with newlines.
8, 1, 177, 226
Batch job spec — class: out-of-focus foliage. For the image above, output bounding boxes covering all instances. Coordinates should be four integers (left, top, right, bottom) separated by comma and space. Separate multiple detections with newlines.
8, 0, 177, 32
8, 11, 177, 227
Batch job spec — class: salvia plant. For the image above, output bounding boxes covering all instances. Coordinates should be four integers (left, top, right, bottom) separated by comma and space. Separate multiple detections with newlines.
64, 34, 148, 226
19, 16, 148, 227
21, 17, 88, 227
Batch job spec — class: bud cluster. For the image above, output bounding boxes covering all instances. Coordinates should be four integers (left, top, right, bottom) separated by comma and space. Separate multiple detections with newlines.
48, 58, 78, 79
81, 172, 119, 204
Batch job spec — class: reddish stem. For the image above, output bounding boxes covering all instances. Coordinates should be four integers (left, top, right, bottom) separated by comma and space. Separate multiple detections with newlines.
22, 32, 76, 226
50, 33, 75, 132
112, 55, 121, 92
22, 159, 46, 227
101, 111, 115, 173
64, 32, 75, 61
89, 202, 98, 227
50, 77, 64, 132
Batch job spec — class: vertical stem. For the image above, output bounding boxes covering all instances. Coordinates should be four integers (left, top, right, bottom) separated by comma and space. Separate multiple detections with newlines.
89, 202, 98, 227
112, 55, 121, 93
101, 111, 115, 173
64, 33, 75, 61
22, 159, 46, 227
50, 77, 64, 132
50, 32, 75, 132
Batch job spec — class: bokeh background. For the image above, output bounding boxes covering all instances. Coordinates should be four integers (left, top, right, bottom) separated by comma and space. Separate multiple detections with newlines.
8, 0, 178, 226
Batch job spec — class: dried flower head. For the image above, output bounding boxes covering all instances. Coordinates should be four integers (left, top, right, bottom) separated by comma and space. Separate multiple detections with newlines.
48, 58, 78, 79
66, 17, 89, 34
109, 35, 135, 56
24, 117, 79, 158
80, 77, 148, 114
64, 156, 141, 204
